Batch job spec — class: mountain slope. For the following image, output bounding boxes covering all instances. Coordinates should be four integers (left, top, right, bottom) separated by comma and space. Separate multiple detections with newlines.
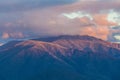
0, 35, 120, 80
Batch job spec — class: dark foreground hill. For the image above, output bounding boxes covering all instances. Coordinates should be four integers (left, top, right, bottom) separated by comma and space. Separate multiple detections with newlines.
0, 35, 120, 80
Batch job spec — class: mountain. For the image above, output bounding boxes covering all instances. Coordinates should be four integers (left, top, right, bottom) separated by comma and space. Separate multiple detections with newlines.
0, 35, 120, 80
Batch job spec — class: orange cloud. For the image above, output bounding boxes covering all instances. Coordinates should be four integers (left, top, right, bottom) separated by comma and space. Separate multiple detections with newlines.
80, 26, 109, 40
2, 32, 24, 39
2, 32, 9, 39
18, 1, 120, 41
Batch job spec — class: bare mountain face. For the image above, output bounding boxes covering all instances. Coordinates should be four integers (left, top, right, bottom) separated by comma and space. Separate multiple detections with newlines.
0, 35, 120, 80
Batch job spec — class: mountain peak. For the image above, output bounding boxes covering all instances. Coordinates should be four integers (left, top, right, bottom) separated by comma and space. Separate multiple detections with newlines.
33, 35, 103, 42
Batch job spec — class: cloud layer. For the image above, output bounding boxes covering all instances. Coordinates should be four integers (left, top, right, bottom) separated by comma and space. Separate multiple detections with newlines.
1, 0, 120, 43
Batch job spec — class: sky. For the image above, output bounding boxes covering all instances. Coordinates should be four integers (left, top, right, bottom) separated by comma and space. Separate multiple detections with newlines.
0, 0, 120, 43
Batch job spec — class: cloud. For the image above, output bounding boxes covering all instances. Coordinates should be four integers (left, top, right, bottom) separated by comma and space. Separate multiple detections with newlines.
114, 35, 120, 40
107, 10, 120, 25
0, 9, 117, 41
2, 32, 25, 39
0, 0, 78, 12
80, 26, 110, 40
2, 32, 9, 39
18, 10, 113, 40
53, 0, 120, 13
1, 0, 120, 43
60, 11, 117, 40
62, 11, 93, 20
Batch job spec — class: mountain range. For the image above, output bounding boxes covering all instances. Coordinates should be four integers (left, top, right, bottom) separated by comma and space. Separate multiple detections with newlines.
0, 35, 120, 80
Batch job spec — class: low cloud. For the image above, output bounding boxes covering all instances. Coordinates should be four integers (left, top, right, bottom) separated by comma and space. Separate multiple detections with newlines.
2, 32, 25, 39
20, 10, 114, 40
0, 0, 120, 43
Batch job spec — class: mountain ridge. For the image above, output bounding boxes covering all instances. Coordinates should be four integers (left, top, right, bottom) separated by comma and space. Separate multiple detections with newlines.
33, 35, 104, 42
1, 35, 120, 57
0, 35, 120, 80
